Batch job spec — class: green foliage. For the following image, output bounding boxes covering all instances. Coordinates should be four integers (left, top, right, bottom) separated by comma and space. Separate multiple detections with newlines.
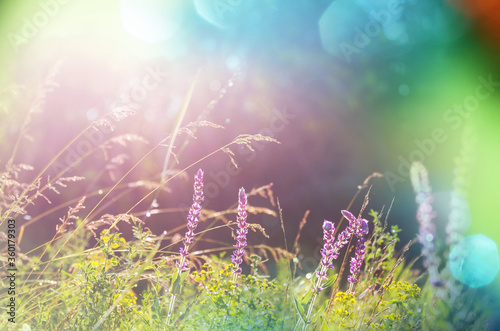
367, 281, 422, 330
185, 262, 284, 330
363, 209, 401, 281
2, 205, 497, 331
1, 201, 498, 331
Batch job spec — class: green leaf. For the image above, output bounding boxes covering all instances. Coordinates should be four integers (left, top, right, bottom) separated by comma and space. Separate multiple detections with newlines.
181, 270, 190, 281
171, 270, 190, 294
322, 274, 338, 290
300, 289, 313, 305
151, 293, 161, 322
293, 294, 307, 323
170, 270, 179, 293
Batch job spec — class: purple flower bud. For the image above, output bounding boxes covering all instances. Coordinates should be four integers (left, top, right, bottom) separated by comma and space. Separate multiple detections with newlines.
341, 210, 357, 225
358, 219, 369, 237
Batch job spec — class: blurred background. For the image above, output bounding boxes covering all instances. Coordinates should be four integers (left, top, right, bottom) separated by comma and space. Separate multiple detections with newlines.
0, 0, 499, 313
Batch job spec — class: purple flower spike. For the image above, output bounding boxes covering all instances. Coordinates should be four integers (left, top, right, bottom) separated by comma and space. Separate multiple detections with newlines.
317, 220, 336, 280
348, 237, 367, 285
340, 210, 370, 291
232, 188, 248, 274
177, 169, 204, 271
330, 210, 358, 259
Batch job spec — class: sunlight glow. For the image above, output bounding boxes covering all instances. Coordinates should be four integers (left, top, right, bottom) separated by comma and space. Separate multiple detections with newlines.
119, 0, 184, 43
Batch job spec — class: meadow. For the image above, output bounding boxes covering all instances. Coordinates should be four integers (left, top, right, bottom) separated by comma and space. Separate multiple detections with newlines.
0, 76, 498, 331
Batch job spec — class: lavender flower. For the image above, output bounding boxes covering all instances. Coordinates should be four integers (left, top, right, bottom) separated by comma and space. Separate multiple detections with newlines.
410, 162, 441, 286
317, 220, 336, 280
166, 170, 204, 326
347, 235, 367, 286
177, 169, 204, 271
301, 212, 367, 330
339, 212, 369, 291
231, 188, 248, 274
329, 210, 360, 259
316, 211, 368, 282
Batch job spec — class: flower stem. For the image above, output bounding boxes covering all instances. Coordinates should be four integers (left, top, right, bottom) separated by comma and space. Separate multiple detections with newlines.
166, 254, 186, 326
294, 263, 329, 331
348, 282, 354, 294
303, 268, 326, 330
166, 293, 177, 327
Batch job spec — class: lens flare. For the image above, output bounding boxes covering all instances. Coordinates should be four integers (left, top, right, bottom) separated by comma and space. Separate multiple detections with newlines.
449, 234, 500, 288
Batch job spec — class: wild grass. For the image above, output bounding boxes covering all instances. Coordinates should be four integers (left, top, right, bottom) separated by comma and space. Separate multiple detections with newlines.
0, 71, 497, 330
